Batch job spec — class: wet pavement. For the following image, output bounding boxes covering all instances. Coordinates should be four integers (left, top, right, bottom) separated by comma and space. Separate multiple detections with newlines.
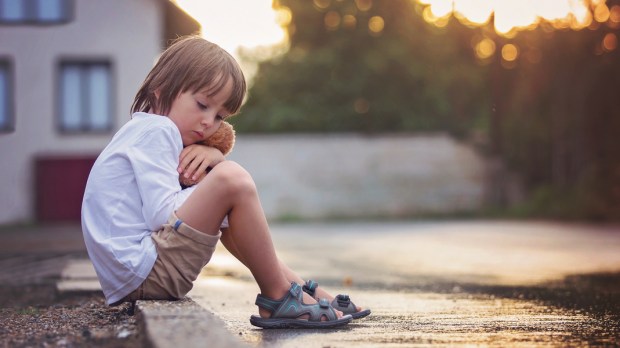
189, 221, 620, 347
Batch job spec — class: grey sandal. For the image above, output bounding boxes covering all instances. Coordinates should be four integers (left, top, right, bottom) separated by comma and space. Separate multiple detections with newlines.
250, 282, 352, 329
303, 280, 371, 320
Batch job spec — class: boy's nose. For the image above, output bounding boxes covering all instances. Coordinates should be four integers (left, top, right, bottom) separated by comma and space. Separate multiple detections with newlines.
201, 117, 214, 128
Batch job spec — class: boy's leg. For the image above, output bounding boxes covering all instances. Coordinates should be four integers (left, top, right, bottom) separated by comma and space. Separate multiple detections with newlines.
220, 235, 363, 314
175, 161, 337, 318
275, 260, 363, 313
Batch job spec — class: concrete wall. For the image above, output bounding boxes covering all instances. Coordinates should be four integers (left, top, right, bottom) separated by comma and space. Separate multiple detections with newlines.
0, 0, 164, 223
227, 134, 489, 220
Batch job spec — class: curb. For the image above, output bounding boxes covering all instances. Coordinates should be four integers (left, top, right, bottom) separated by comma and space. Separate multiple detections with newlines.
136, 298, 248, 348
55, 258, 102, 298
57, 258, 247, 348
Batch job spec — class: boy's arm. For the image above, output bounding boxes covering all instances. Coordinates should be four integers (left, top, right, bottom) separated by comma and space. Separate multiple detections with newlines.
178, 144, 224, 186
128, 127, 189, 230
178, 121, 235, 187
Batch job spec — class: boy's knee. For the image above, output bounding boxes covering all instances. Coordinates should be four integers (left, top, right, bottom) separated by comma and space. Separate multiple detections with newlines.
210, 161, 256, 196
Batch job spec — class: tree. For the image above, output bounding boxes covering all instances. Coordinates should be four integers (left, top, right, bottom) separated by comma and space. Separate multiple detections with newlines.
233, 0, 620, 220
234, 0, 488, 135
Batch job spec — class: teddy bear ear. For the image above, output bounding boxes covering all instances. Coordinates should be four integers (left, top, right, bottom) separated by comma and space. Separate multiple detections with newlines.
219, 121, 235, 155
202, 121, 235, 155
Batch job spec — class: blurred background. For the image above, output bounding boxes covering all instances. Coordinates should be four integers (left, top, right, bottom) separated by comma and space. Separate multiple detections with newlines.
0, 0, 619, 225
1, 2, 619, 345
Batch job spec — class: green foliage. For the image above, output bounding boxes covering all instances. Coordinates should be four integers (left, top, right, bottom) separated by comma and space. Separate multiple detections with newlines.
490, 23, 620, 220
233, 0, 620, 220
234, 0, 489, 135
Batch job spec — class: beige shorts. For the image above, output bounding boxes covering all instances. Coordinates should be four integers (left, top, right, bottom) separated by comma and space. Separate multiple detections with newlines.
117, 212, 221, 303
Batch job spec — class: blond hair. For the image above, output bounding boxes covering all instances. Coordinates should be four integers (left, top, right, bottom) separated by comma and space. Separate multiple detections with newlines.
131, 36, 246, 116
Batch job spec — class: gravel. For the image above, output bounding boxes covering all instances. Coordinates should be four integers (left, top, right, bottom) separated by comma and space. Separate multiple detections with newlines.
0, 284, 140, 347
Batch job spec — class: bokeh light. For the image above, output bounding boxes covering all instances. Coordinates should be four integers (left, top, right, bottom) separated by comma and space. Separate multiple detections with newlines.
325, 10, 341, 30
603, 32, 618, 51
610, 5, 620, 23
417, 0, 610, 37
313, 0, 331, 10
501, 44, 519, 61
368, 15, 385, 35
343, 14, 357, 29
475, 37, 496, 59
355, 0, 373, 12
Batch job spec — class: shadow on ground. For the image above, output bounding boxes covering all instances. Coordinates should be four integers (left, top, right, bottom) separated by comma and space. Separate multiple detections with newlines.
366, 272, 620, 317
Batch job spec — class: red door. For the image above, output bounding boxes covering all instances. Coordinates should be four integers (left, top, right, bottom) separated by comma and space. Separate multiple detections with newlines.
35, 156, 96, 222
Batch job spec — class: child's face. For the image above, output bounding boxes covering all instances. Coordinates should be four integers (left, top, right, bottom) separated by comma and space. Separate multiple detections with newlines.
166, 78, 233, 146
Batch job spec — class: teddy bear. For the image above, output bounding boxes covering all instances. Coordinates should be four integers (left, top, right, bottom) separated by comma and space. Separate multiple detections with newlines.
179, 121, 235, 187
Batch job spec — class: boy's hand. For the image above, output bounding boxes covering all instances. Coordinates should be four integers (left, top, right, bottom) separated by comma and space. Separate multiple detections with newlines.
178, 144, 225, 185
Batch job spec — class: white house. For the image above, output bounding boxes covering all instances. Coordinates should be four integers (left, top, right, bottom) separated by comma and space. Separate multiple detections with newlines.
0, 0, 199, 224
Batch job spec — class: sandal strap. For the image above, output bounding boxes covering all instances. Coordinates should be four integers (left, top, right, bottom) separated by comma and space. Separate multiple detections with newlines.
257, 282, 339, 322
255, 294, 282, 313
302, 279, 319, 297
255, 282, 304, 312
302, 280, 358, 315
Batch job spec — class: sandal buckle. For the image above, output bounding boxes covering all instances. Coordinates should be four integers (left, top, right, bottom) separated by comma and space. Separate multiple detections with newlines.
336, 294, 351, 307
303, 280, 318, 297
289, 282, 302, 297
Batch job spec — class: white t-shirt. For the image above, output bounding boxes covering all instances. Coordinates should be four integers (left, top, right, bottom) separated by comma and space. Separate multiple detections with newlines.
82, 112, 216, 305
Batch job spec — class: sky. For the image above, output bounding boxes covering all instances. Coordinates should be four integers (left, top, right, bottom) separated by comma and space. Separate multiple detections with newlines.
172, 0, 287, 58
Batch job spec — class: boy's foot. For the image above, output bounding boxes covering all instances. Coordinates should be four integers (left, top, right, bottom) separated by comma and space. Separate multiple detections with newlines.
257, 285, 344, 320
250, 282, 352, 329
302, 280, 371, 319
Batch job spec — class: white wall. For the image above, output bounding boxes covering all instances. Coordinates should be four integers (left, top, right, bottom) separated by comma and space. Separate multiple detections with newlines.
0, 0, 164, 223
228, 134, 489, 220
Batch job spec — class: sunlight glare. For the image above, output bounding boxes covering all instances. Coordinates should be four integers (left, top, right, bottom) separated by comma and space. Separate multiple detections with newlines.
454, 0, 493, 25
172, 0, 287, 57
494, 0, 538, 34
417, 0, 611, 36
419, 0, 453, 18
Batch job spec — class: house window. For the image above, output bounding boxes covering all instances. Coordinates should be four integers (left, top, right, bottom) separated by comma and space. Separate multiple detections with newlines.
59, 61, 113, 133
0, 59, 13, 133
0, 0, 72, 24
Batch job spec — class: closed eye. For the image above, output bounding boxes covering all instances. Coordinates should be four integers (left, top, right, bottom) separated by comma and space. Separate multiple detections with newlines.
197, 101, 207, 110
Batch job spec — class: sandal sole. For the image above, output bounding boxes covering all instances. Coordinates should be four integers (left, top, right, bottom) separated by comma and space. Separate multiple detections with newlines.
350, 309, 371, 320
250, 315, 352, 329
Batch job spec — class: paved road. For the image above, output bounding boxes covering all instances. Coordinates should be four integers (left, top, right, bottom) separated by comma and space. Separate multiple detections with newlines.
190, 220, 620, 347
